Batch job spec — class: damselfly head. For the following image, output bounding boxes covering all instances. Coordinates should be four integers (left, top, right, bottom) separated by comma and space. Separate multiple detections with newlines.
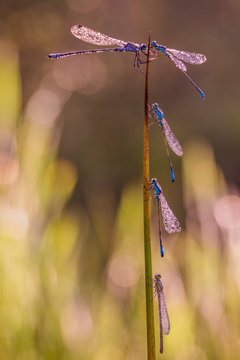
153, 273, 163, 292
150, 177, 158, 186
140, 43, 147, 50
154, 273, 161, 281
152, 103, 164, 118
151, 177, 161, 187
152, 103, 158, 110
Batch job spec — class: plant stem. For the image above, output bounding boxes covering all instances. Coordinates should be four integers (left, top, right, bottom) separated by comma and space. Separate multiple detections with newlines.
143, 34, 156, 360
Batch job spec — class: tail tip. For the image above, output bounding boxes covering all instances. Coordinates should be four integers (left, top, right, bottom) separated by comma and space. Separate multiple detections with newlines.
160, 247, 165, 257
48, 53, 59, 59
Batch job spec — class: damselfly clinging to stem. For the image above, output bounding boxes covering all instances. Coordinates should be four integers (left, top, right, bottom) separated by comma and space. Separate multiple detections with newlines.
150, 178, 181, 257
153, 274, 170, 354
48, 25, 206, 97
149, 103, 183, 182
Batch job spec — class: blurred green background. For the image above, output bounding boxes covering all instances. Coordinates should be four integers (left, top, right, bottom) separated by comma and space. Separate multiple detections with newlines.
0, 1, 240, 359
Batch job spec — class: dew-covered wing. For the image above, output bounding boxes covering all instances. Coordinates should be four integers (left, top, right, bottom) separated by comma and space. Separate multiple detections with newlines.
167, 52, 187, 72
71, 25, 127, 47
159, 193, 181, 233
167, 48, 207, 65
159, 291, 170, 335
162, 118, 183, 156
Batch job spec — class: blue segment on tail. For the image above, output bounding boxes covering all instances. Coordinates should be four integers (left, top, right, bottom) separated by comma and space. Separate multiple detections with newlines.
199, 89, 205, 99
160, 245, 165, 257
170, 164, 175, 182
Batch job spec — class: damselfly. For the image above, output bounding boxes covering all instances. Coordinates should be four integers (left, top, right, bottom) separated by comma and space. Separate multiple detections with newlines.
149, 103, 183, 182
150, 178, 181, 256
153, 274, 170, 354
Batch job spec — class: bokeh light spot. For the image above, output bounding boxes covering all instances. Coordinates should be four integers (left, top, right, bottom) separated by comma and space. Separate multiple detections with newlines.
26, 89, 61, 126
61, 300, 93, 350
0, 206, 29, 239
53, 56, 107, 94
107, 252, 140, 297
214, 195, 240, 230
